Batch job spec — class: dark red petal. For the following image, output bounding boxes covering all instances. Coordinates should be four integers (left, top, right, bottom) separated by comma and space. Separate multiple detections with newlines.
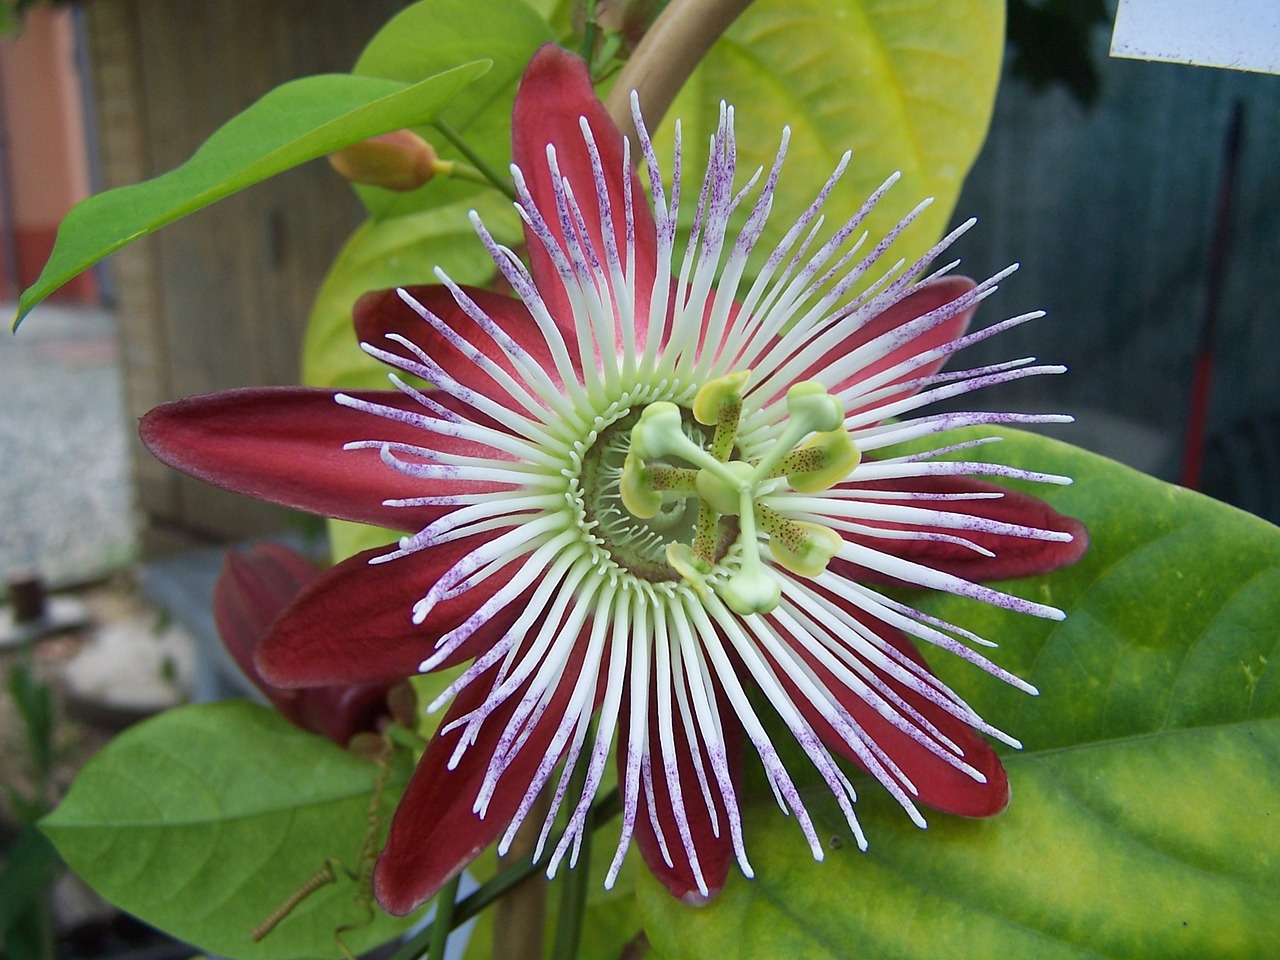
374, 632, 595, 916
214, 544, 318, 720
292, 684, 394, 748
355, 284, 577, 398
771, 599, 1008, 817
214, 543, 395, 745
511, 45, 659, 352
833, 472, 1089, 586
140, 387, 510, 532
777, 276, 978, 412
255, 532, 528, 688
624, 684, 740, 903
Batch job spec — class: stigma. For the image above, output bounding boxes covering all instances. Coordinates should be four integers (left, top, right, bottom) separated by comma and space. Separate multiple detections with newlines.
619, 371, 860, 615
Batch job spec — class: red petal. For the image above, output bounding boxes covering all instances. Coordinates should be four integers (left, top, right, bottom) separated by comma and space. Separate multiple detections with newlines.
774, 276, 978, 412
355, 284, 577, 398
374, 633, 594, 915
833, 473, 1089, 585
214, 543, 394, 744
771, 599, 1008, 817
140, 387, 509, 532
292, 684, 394, 748
511, 45, 659, 353
255, 533, 531, 688
214, 544, 318, 718
625, 684, 740, 903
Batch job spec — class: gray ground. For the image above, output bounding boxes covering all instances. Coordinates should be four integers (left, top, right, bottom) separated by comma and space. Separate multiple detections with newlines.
1, 301, 137, 588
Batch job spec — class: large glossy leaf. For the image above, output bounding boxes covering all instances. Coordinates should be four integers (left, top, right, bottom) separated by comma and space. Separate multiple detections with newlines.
653, 0, 1003, 292
13, 65, 488, 329
349, 0, 554, 221
637, 430, 1280, 958
42, 701, 415, 960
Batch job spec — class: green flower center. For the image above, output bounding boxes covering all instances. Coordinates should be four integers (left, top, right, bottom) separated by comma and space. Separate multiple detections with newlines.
577, 409, 733, 582
578, 371, 860, 615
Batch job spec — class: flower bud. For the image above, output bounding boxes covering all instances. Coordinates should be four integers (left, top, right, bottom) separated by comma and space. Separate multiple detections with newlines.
328, 130, 438, 192
386, 681, 420, 729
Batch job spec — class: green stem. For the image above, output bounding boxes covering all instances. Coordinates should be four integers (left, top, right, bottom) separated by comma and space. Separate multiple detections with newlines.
388, 789, 621, 960
550, 769, 594, 960
439, 160, 495, 189
427, 875, 460, 960
385, 723, 427, 753
431, 119, 516, 201
581, 0, 600, 68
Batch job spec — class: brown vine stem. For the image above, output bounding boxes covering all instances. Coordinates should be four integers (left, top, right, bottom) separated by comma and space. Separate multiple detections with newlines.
604, 0, 757, 143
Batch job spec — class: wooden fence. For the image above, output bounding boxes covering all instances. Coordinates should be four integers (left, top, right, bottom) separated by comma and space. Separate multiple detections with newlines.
85, 0, 404, 549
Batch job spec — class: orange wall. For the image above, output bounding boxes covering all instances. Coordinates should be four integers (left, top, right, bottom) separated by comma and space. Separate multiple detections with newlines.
0, 6, 97, 301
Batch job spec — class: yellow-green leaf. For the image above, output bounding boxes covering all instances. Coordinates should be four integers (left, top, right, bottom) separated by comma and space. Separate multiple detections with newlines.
655, 0, 1004, 291
639, 431, 1280, 959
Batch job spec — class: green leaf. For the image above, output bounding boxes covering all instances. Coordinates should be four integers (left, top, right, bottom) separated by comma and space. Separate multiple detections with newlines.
653, 0, 1004, 291
7, 662, 54, 786
0, 824, 60, 937
41, 701, 414, 960
350, 0, 554, 220
326, 519, 401, 566
638, 431, 1280, 958
13, 64, 489, 329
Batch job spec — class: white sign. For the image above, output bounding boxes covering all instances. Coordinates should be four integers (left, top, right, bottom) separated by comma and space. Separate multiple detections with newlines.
1111, 0, 1280, 75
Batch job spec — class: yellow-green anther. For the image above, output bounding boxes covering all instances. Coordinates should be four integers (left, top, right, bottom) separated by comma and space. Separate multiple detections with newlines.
710, 407, 741, 463
620, 452, 663, 519
764, 514, 844, 578
783, 430, 861, 492
692, 370, 751, 426
666, 542, 712, 598
691, 500, 720, 565
650, 466, 700, 491
751, 382, 848, 483
694, 371, 750, 463
695, 460, 753, 516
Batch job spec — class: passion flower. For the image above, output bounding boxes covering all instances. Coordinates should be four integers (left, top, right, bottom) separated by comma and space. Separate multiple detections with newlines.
141, 45, 1086, 914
